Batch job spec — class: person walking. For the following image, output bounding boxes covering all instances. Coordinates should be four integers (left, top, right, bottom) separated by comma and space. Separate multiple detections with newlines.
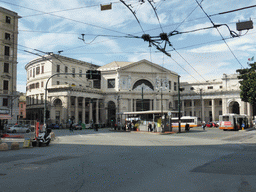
69, 122, 73, 133
202, 122, 206, 131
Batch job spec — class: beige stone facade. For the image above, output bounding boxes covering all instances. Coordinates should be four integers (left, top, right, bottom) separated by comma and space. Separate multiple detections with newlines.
0, 7, 20, 124
25, 54, 254, 127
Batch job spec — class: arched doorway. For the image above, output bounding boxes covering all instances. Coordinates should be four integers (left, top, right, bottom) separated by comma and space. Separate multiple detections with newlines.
108, 101, 116, 126
53, 98, 63, 124
133, 79, 154, 111
229, 101, 240, 114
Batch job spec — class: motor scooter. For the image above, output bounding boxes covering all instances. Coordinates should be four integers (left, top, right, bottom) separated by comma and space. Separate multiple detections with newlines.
32, 128, 51, 147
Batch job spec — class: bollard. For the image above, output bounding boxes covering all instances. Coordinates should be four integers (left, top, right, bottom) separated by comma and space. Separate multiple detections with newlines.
0, 143, 8, 151
11, 142, 19, 150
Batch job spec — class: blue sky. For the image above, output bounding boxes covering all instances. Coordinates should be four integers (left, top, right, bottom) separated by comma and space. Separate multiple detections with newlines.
1, 0, 256, 93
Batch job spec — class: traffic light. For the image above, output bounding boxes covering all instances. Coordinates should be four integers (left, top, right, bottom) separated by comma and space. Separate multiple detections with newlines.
86, 70, 101, 80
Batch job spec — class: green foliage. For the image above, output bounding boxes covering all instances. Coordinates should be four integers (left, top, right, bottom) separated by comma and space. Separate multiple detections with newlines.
236, 62, 256, 105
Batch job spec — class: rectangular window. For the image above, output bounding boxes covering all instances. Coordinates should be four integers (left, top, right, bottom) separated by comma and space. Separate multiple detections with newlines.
208, 86, 213, 89
169, 81, 171, 90
33, 68, 35, 77
79, 70, 82, 77
65, 66, 68, 73
194, 111, 196, 116
41, 65, 44, 73
41, 81, 44, 88
220, 86, 222, 89
57, 81, 60, 85
3, 98, 8, 106
36, 67, 40, 75
3, 80, 8, 90
41, 95, 44, 104
219, 111, 222, 115
6, 16, 11, 24
4, 46, 10, 56
174, 82, 177, 91
72, 68, 75, 78
108, 79, 115, 88
5, 33, 10, 40
190, 111, 192, 116
219, 100, 222, 105
36, 82, 39, 88
190, 87, 194, 90
21, 104, 23, 108
209, 101, 212, 106
4, 63, 9, 73
56, 65, 60, 72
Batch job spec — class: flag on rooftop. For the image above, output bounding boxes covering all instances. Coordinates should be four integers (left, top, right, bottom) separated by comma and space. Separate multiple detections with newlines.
248, 56, 254, 61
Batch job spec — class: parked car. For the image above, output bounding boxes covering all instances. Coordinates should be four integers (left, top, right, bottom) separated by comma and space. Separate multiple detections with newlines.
47, 124, 61, 129
7, 125, 31, 133
206, 122, 219, 128
72, 124, 82, 130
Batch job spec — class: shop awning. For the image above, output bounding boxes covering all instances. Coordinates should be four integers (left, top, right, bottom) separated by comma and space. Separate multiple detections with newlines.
0, 114, 12, 119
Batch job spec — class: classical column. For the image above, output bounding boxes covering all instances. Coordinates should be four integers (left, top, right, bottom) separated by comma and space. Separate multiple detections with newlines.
247, 102, 252, 117
154, 97, 157, 110
75, 97, 78, 124
96, 99, 99, 124
222, 98, 227, 114
130, 99, 133, 112
82, 97, 85, 123
68, 96, 71, 119
89, 99, 93, 122
182, 100, 185, 116
202, 99, 205, 122
105, 101, 108, 124
192, 99, 195, 116
212, 99, 215, 122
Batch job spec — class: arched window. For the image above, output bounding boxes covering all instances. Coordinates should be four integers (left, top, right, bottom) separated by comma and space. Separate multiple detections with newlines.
132, 79, 154, 90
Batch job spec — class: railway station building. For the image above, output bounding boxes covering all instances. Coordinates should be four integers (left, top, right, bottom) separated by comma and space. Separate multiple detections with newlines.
25, 54, 254, 127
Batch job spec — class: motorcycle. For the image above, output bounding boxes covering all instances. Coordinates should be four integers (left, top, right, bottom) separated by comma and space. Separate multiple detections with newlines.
32, 128, 52, 147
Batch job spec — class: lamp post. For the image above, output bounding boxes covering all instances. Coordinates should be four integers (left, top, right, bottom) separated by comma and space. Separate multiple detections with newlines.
156, 78, 167, 132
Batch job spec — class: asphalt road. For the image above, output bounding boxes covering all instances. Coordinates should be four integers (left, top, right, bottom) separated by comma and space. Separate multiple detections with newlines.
1, 127, 256, 192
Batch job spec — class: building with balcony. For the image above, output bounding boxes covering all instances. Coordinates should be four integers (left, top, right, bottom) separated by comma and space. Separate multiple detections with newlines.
0, 7, 21, 125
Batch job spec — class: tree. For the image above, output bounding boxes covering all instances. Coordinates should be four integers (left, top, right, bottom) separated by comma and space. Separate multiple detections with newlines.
236, 62, 256, 105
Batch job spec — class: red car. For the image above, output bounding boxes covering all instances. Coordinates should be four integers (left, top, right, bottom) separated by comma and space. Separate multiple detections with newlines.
206, 122, 219, 128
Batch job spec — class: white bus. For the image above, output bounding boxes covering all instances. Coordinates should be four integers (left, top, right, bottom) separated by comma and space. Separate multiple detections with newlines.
219, 114, 252, 131
171, 116, 202, 130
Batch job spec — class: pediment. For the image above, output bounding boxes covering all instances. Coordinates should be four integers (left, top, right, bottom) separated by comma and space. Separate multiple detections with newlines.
120, 60, 170, 73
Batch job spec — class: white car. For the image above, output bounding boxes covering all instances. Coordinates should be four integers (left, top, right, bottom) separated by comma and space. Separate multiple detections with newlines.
7, 125, 31, 133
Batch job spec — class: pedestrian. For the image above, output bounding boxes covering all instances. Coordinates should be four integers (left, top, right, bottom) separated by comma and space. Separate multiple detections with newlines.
148, 122, 151, 132
128, 122, 131, 131
202, 122, 206, 130
69, 122, 73, 133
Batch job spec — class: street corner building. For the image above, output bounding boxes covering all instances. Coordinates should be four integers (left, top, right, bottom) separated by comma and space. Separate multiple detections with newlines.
0, 7, 21, 125
25, 54, 255, 128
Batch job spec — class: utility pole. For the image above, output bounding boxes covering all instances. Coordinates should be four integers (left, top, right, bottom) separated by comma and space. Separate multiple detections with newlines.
178, 76, 181, 133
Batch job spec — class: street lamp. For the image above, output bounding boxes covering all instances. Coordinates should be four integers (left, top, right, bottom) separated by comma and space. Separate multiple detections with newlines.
156, 78, 167, 132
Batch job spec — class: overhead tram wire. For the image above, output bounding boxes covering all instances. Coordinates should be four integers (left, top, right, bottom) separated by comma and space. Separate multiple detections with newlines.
162, 0, 207, 81
147, 0, 164, 33
118, 0, 202, 82
209, 4, 256, 17
0, 0, 136, 37
195, 0, 245, 69
20, 1, 120, 18
119, 0, 145, 34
